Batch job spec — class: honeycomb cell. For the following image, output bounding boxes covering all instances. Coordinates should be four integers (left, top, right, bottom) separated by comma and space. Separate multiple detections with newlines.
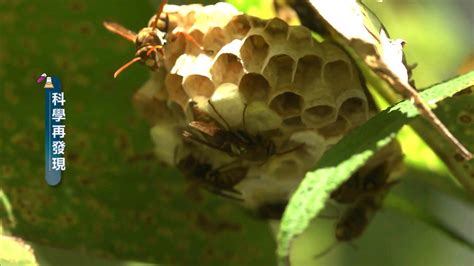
263, 54, 295, 89
165, 74, 188, 110
294, 55, 323, 94
273, 159, 300, 180
184, 10, 197, 26
289, 130, 325, 151
203, 27, 231, 52
185, 29, 205, 54
265, 154, 302, 181
206, 2, 240, 24
247, 15, 268, 28
282, 116, 305, 130
133, 70, 168, 125
323, 60, 353, 94
339, 96, 367, 126
208, 83, 245, 127
171, 53, 213, 79
317, 115, 348, 138
240, 35, 270, 73
244, 101, 282, 133
263, 18, 289, 42
269, 92, 303, 118
163, 33, 187, 70
224, 14, 251, 39
322, 42, 351, 63
238, 73, 270, 102
288, 26, 313, 45
182, 74, 215, 100
236, 177, 297, 210
210, 53, 244, 86
302, 103, 337, 128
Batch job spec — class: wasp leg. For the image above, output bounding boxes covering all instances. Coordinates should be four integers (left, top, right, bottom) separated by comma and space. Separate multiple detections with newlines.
242, 104, 249, 132
174, 31, 205, 50
275, 143, 305, 156
207, 99, 232, 130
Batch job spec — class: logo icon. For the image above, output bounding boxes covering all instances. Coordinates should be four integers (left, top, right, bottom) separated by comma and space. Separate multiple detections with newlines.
37, 73, 47, 84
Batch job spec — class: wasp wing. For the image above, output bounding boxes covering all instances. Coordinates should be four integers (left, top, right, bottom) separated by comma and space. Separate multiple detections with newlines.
189, 121, 223, 137
103, 21, 136, 42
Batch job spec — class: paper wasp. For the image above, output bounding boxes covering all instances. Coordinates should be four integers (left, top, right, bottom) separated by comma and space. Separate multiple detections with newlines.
315, 173, 398, 258
331, 142, 402, 204
177, 154, 247, 201
183, 100, 303, 164
315, 146, 401, 258
103, 0, 203, 78
330, 161, 396, 204
334, 193, 382, 242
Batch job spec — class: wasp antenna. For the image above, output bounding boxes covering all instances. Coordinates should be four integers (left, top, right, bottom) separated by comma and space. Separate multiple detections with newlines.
164, 13, 170, 32
113, 57, 141, 78
151, 0, 168, 29
208, 100, 232, 130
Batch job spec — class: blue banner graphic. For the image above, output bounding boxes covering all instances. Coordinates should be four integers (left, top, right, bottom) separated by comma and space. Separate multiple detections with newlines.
43, 76, 66, 186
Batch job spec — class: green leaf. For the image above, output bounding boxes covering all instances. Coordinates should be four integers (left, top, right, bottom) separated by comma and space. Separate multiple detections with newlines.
400, 165, 474, 206
384, 193, 474, 250
276, 72, 474, 265
0, 190, 16, 230
0, 236, 38, 266
0, 1, 275, 265
30, 240, 163, 266
226, 0, 276, 18
410, 92, 474, 192
226, 0, 258, 13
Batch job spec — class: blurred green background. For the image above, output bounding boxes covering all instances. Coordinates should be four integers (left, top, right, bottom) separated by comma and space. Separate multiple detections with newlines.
0, 0, 473, 265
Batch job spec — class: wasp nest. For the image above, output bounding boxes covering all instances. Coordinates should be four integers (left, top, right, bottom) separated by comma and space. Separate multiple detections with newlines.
133, 3, 401, 213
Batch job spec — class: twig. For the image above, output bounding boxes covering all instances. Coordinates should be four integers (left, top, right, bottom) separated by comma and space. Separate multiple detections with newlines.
374, 63, 473, 161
